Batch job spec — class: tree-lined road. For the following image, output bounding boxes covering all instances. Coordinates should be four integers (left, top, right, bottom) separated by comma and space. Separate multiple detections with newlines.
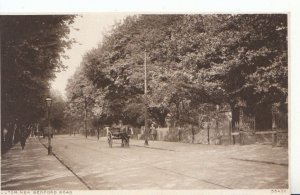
1, 15, 289, 192
33, 135, 288, 189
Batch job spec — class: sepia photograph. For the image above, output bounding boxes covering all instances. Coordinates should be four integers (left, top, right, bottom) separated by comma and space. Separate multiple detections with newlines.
0, 10, 291, 194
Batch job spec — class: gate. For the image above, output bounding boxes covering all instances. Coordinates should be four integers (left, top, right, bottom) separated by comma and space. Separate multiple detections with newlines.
231, 115, 255, 145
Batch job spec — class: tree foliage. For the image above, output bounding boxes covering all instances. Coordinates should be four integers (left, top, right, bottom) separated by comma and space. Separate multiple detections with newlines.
65, 14, 287, 128
49, 89, 67, 131
1, 15, 75, 127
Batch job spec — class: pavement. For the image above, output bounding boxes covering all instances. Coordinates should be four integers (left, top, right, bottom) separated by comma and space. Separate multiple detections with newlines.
1, 137, 88, 190
1, 135, 288, 190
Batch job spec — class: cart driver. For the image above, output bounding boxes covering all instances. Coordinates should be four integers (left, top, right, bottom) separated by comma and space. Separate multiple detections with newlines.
118, 120, 132, 135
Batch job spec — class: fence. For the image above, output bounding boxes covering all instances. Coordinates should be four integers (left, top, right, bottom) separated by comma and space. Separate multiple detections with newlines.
230, 112, 288, 147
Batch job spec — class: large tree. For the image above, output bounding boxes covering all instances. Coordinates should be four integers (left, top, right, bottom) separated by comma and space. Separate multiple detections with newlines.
65, 14, 287, 129
198, 14, 287, 107
1, 15, 75, 125
1, 15, 75, 151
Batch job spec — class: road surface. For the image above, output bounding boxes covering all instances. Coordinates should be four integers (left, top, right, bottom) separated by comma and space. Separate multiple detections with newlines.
35, 135, 288, 190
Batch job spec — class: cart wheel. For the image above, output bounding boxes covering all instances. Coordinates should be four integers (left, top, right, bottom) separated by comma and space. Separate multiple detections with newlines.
123, 137, 128, 147
109, 138, 112, 148
121, 139, 124, 147
127, 137, 130, 147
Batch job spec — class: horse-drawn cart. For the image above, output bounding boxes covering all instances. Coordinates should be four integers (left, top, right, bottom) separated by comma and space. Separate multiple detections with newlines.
106, 126, 133, 148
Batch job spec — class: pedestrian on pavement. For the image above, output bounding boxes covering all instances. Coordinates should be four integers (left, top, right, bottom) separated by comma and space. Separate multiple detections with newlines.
3, 125, 8, 143
2, 124, 9, 152
150, 123, 157, 141
20, 125, 26, 150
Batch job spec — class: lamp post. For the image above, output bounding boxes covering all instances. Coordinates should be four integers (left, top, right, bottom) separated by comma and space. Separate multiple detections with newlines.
80, 85, 88, 139
45, 97, 52, 155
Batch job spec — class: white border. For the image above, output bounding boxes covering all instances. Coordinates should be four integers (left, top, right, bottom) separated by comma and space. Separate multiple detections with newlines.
1, 0, 299, 194
0, 0, 295, 13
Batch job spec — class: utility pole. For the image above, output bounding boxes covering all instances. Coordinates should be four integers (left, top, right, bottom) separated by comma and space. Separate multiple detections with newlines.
84, 96, 87, 139
144, 49, 149, 146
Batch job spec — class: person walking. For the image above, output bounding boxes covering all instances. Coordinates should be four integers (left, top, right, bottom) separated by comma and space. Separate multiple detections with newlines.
150, 123, 157, 141
20, 125, 26, 150
2, 124, 9, 152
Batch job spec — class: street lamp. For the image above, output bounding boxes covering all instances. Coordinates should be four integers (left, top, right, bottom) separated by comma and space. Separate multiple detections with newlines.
80, 85, 88, 139
45, 97, 52, 155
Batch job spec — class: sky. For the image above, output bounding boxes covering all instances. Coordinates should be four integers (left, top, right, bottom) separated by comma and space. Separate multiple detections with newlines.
51, 14, 130, 98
